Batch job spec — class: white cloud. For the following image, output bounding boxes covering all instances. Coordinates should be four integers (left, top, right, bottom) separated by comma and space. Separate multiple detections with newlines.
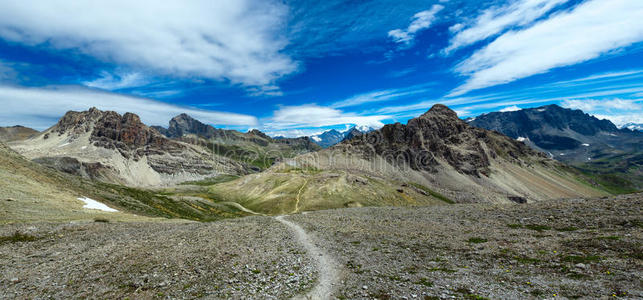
389, 5, 444, 44
0, 0, 297, 89
561, 98, 642, 112
0, 85, 257, 130
264, 104, 389, 131
450, 0, 643, 96
444, 0, 566, 54
331, 84, 430, 108
593, 113, 643, 127
83, 71, 149, 90
499, 105, 522, 112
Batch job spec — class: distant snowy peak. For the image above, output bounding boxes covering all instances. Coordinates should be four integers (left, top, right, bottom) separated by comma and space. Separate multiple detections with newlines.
309, 125, 377, 148
621, 122, 643, 132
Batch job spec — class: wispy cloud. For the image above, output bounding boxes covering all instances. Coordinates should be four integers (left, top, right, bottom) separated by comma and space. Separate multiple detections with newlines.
0, 0, 297, 90
450, 0, 643, 96
83, 71, 149, 90
0, 85, 258, 130
561, 98, 642, 112
388, 5, 444, 45
263, 104, 389, 131
331, 84, 431, 108
444, 0, 566, 54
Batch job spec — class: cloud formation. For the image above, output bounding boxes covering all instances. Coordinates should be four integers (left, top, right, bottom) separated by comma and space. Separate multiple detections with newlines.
264, 104, 388, 132
388, 5, 443, 44
444, 0, 566, 54
450, 0, 643, 96
0, 0, 297, 88
0, 85, 258, 130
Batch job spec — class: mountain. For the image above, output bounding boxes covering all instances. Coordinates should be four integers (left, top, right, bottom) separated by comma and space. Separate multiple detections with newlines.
153, 113, 320, 170
9, 108, 245, 186
621, 122, 643, 132
310, 126, 376, 148
207, 104, 605, 214
466, 104, 642, 163
0, 125, 39, 142
467, 104, 643, 192
310, 129, 344, 148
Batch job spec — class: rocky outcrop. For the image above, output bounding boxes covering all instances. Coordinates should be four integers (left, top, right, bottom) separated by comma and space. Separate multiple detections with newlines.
339, 104, 539, 176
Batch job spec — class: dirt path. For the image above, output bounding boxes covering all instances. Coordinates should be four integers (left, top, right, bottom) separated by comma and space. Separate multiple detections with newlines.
275, 215, 341, 300
292, 178, 309, 213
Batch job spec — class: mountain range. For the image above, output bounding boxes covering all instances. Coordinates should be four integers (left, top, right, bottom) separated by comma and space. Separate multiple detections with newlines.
467, 104, 642, 192
209, 105, 604, 214
308, 125, 376, 148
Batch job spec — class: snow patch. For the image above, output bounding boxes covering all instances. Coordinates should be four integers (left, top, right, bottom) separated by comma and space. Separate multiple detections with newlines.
536, 108, 546, 112
609, 133, 618, 137
559, 153, 565, 156
77, 197, 118, 212
516, 137, 526, 142
81, 146, 88, 150
582, 143, 590, 147
311, 136, 321, 142
58, 142, 70, 148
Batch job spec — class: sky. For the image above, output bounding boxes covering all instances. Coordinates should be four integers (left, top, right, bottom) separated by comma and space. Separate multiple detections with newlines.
0, 0, 642, 136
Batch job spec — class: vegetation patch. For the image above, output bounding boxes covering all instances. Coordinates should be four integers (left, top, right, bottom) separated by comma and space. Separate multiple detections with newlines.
409, 183, 455, 204
555, 226, 579, 232
179, 174, 239, 186
0, 231, 39, 244
524, 224, 551, 232
467, 237, 487, 244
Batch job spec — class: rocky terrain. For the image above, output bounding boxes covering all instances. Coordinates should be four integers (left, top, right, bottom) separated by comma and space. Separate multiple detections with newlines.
467, 104, 643, 192
9, 108, 246, 186
1, 193, 640, 299
0, 125, 38, 142
209, 105, 605, 215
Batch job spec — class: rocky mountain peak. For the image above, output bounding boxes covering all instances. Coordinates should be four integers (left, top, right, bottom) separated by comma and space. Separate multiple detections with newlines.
340, 104, 538, 176
421, 104, 460, 120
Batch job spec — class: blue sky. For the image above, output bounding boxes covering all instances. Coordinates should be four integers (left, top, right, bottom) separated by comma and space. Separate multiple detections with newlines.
0, 0, 642, 136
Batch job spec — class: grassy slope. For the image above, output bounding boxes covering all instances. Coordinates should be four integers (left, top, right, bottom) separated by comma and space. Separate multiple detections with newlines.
206, 166, 453, 215
0, 142, 249, 223
572, 152, 643, 194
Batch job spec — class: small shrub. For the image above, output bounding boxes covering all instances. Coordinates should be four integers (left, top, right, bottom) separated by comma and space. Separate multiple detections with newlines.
0, 231, 39, 244
467, 237, 487, 244
94, 217, 110, 223
524, 224, 551, 232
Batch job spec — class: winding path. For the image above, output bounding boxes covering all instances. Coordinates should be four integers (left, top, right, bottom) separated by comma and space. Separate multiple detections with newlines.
275, 215, 340, 300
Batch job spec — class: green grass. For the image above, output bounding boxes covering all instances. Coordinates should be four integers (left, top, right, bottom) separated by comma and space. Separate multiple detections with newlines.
555, 226, 579, 232
0, 232, 39, 244
409, 183, 455, 204
507, 224, 523, 229
524, 224, 551, 232
467, 237, 488, 244
179, 174, 240, 186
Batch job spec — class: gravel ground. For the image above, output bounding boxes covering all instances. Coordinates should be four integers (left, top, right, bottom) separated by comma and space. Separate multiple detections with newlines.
0, 217, 316, 299
290, 193, 642, 299
1, 193, 641, 299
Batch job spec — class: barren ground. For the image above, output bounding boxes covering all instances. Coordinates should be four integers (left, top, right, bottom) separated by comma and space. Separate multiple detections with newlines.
1, 193, 641, 299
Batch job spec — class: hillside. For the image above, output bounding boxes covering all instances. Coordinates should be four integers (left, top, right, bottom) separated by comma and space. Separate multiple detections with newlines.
0, 125, 38, 142
467, 104, 643, 191
207, 105, 605, 214
9, 108, 246, 186
154, 113, 320, 170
